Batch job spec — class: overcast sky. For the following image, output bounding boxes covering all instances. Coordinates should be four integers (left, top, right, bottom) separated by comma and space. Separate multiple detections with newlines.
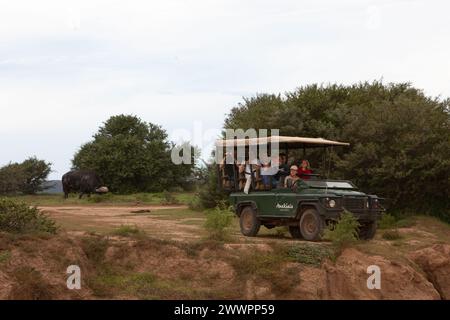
1, 0, 449, 179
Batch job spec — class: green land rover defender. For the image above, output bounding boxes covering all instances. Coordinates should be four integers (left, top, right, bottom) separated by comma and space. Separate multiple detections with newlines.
216, 136, 385, 241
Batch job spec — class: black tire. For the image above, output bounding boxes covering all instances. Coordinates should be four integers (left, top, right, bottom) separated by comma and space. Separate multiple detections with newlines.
289, 226, 303, 239
240, 206, 261, 237
299, 208, 324, 241
359, 221, 377, 240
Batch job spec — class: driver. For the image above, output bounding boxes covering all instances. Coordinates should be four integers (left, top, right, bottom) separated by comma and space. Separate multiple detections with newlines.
284, 165, 300, 188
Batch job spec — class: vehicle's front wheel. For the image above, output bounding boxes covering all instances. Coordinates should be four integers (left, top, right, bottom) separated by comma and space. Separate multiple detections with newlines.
240, 206, 261, 237
299, 208, 324, 241
289, 226, 303, 239
358, 221, 377, 240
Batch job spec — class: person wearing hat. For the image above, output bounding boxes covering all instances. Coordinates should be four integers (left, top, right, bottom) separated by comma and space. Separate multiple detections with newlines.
284, 165, 300, 188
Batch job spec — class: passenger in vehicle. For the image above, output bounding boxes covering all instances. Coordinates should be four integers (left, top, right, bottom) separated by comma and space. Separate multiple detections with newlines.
298, 159, 313, 180
260, 157, 279, 189
284, 165, 300, 188
274, 153, 289, 187
260, 162, 271, 189
219, 153, 236, 188
239, 160, 256, 194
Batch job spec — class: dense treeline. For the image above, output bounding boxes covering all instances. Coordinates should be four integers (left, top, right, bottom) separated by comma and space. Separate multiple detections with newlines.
72, 115, 197, 193
204, 82, 450, 221
0, 157, 52, 195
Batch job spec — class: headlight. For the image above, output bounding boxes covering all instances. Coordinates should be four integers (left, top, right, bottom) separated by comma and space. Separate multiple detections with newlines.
323, 197, 338, 208
329, 199, 336, 208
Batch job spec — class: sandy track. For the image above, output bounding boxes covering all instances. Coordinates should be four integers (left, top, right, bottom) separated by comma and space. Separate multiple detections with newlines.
39, 205, 203, 241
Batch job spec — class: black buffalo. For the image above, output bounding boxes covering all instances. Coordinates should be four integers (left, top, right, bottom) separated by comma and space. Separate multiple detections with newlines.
62, 170, 109, 199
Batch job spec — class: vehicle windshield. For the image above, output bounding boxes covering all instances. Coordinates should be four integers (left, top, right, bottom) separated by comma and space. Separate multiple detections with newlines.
303, 180, 355, 189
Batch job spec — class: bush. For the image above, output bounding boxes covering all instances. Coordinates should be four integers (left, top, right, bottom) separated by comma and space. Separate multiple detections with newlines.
188, 195, 203, 211
81, 235, 109, 265
162, 191, 179, 205
8, 267, 55, 300
379, 214, 397, 229
203, 205, 234, 241
0, 198, 57, 234
379, 213, 416, 229
323, 211, 360, 249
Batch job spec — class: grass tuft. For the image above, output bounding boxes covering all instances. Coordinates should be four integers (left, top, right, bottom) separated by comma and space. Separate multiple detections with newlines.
111, 225, 146, 238
382, 229, 402, 240
286, 243, 334, 266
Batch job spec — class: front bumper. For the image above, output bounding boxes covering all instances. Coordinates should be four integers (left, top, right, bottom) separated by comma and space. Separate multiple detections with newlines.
318, 206, 384, 222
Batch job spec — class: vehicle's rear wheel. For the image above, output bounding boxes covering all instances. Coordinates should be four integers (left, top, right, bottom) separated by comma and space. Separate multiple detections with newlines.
289, 226, 302, 239
240, 206, 261, 237
299, 208, 324, 241
358, 221, 377, 240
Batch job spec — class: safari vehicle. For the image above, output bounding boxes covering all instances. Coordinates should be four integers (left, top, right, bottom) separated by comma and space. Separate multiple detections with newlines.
216, 136, 385, 241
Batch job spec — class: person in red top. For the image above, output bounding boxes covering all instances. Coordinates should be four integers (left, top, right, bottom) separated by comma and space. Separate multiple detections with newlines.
298, 159, 313, 180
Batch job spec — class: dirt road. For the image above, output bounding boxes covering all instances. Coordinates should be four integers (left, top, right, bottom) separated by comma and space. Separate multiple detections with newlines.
39, 205, 205, 241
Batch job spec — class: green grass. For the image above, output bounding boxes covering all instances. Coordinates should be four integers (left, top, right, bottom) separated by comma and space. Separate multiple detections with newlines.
379, 214, 416, 230
88, 270, 205, 299
5, 192, 196, 206
111, 225, 146, 238
285, 243, 334, 266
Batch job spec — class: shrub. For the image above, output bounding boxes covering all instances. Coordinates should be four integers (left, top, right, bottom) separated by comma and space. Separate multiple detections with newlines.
203, 205, 234, 241
162, 191, 179, 205
8, 267, 55, 300
188, 195, 203, 211
379, 214, 397, 229
0, 198, 57, 234
323, 211, 360, 249
81, 235, 109, 265
382, 229, 402, 240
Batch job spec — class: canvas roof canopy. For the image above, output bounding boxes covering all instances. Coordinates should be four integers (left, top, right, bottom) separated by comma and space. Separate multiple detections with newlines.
216, 136, 350, 149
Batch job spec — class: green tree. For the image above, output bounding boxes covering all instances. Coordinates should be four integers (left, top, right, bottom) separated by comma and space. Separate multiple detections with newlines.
0, 163, 25, 194
19, 157, 52, 194
72, 114, 196, 193
0, 157, 51, 195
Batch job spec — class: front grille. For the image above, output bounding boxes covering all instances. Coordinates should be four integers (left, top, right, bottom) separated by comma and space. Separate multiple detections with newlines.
343, 197, 367, 211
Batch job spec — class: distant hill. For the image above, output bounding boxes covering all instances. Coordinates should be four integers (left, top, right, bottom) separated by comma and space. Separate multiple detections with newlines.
40, 180, 63, 194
